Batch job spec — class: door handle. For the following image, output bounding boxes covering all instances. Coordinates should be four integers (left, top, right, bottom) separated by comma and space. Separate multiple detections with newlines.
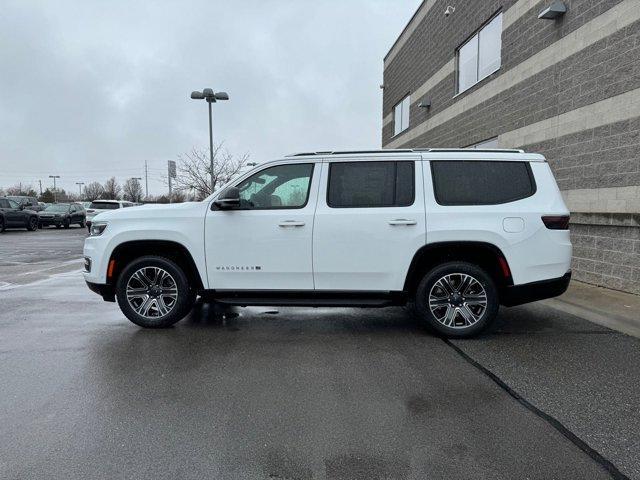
388, 219, 417, 226
278, 220, 305, 227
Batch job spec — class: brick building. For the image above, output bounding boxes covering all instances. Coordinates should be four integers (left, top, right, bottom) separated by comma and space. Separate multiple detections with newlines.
382, 0, 640, 294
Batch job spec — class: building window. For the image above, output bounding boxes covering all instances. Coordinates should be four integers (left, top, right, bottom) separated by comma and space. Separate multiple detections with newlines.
466, 137, 499, 149
393, 95, 411, 135
457, 13, 503, 94
327, 161, 415, 208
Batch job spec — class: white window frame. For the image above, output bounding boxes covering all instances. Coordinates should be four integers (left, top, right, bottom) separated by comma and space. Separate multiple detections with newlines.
393, 94, 411, 136
456, 12, 503, 94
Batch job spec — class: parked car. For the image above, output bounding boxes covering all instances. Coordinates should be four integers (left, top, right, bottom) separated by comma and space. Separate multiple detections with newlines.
80, 202, 92, 209
38, 203, 86, 229
0, 197, 39, 232
83, 148, 572, 337
6, 195, 44, 212
85, 200, 134, 231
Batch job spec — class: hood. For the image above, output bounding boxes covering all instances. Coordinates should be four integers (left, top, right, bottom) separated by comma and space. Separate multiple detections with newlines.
93, 201, 206, 222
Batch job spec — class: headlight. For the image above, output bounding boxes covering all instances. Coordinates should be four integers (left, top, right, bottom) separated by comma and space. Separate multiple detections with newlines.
89, 222, 108, 236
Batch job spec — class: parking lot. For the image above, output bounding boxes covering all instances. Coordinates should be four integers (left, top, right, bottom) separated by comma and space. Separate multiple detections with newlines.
1, 228, 639, 479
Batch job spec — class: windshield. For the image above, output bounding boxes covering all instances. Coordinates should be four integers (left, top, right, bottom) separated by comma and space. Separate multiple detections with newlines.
44, 204, 69, 212
89, 202, 120, 210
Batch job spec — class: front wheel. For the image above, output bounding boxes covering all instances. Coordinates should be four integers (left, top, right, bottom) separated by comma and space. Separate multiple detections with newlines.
414, 262, 499, 338
79, 218, 86, 228
0, 216, 5, 233
27, 216, 38, 231
116, 256, 195, 328
63, 219, 70, 229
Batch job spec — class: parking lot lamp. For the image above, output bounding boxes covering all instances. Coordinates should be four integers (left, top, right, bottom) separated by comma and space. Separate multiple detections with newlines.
76, 182, 84, 199
132, 177, 142, 202
49, 175, 60, 203
190, 89, 229, 194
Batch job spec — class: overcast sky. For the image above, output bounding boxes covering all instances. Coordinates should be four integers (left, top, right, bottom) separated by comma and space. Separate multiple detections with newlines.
0, 0, 417, 196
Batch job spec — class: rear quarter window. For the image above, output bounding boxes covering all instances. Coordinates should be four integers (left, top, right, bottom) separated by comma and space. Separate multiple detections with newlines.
430, 160, 536, 206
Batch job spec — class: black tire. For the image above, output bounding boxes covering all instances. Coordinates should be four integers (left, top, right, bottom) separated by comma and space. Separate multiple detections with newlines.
26, 216, 38, 231
55, 224, 62, 229
414, 262, 499, 338
63, 219, 70, 229
116, 256, 195, 328
79, 218, 86, 228
0, 216, 4, 233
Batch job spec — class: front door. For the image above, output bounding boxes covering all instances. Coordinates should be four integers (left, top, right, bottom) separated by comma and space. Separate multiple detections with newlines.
313, 158, 426, 291
205, 161, 319, 290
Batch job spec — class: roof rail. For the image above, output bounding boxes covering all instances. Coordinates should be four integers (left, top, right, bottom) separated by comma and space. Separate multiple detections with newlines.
285, 148, 525, 157
424, 148, 525, 153
285, 149, 414, 157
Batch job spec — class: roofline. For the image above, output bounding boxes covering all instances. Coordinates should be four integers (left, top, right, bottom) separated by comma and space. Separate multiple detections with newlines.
286, 148, 527, 157
384, 0, 428, 62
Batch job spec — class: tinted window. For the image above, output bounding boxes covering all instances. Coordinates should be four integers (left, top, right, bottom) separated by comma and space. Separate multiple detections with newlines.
89, 202, 120, 210
236, 163, 314, 209
431, 161, 535, 205
328, 161, 415, 208
0, 199, 9, 208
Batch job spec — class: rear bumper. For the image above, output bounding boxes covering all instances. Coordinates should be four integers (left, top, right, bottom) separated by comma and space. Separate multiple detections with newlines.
86, 281, 116, 302
500, 272, 571, 307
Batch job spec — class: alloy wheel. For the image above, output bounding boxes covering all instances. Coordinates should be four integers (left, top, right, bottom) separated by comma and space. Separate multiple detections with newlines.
428, 273, 488, 329
125, 266, 178, 319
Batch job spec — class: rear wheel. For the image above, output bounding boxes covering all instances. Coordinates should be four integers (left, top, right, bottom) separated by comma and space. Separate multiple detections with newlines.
27, 216, 38, 231
414, 262, 499, 338
116, 256, 195, 328
63, 219, 70, 229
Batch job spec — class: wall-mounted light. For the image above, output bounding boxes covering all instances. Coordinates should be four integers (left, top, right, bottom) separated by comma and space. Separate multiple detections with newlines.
538, 1, 567, 20
444, 5, 455, 17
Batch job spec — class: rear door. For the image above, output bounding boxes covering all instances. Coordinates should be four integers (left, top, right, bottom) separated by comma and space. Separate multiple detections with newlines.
313, 157, 426, 291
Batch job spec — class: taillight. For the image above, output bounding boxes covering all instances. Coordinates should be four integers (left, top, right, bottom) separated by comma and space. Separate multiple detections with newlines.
542, 215, 570, 230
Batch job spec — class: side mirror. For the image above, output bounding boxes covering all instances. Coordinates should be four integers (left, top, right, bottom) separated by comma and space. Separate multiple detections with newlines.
213, 187, 240, 210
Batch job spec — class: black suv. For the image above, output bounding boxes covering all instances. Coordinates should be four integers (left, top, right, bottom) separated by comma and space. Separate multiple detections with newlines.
0, 197, 39, 232
39, 203, 86, 229
6, 195, 44, 212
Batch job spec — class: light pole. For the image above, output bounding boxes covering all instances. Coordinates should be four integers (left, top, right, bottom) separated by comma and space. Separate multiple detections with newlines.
76, 182, 84, 199
190, 88, 229, 194
49, 175, 60, 203
131, 177, 142, 202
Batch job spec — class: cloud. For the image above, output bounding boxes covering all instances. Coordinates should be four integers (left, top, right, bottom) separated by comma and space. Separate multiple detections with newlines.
0, 0, 417, 194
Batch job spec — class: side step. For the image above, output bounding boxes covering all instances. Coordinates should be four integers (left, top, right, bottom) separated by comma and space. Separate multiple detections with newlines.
202, 290, 408, 308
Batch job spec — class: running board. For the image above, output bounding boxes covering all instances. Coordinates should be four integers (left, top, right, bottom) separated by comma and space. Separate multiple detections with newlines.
201, 290, 408, 308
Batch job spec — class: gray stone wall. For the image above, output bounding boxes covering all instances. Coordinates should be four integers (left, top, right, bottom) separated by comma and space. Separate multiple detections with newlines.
571, 213, 640, 294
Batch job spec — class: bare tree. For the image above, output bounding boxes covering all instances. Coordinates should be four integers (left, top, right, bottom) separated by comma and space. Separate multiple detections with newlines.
84, 182, 104, 201
123, 178, 143, 202
103, 177, 122, 200
173, 143, 249, 200
6, 184, 38, 197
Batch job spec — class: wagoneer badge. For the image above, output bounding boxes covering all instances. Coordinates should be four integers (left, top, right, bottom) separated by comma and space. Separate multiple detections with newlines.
216, 266, 262, 271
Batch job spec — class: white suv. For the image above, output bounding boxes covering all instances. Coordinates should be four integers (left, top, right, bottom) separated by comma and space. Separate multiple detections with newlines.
83, 149, 572, 337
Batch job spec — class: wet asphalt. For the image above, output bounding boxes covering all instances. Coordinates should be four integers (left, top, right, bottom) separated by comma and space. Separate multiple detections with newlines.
0, 229, 638, 479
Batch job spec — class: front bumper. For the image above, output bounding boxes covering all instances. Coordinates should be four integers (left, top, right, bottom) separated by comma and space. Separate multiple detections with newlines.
500, 272, 571, 307
86, 281, 116, 302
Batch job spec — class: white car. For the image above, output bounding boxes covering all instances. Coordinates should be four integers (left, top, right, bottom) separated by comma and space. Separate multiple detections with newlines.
83, 149, 572, 337
85, 200, 135, 231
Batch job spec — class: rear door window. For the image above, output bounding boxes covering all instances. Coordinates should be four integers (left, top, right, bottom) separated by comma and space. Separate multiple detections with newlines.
430, 161, 535, 205
327, 161, 415, 208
